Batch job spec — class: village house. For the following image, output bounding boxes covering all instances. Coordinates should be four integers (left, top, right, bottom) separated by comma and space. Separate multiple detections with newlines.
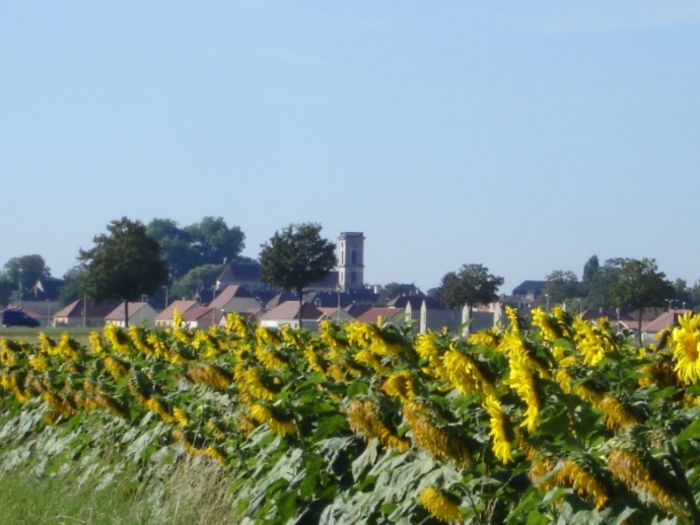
210, 285, 261, 316
155, 299, 199, 328
105, 302, 157, 327
53, 299, 119, 327
182, 306, 224, 329
259, 301, 324, 330
640, 309, 693, 343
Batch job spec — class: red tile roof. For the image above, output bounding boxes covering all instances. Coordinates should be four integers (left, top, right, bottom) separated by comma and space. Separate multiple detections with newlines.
156, 300, 199, 321
260, 301, 323, 321
105, 302, 150, 321
355, 307, 404, 323
210, 285, 254, 309
54, 299, 119, 319
642, 309, 693, 333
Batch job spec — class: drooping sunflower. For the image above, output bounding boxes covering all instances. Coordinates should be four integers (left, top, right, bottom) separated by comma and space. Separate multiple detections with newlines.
670, 312, 700, 384
417, 486, 461, 523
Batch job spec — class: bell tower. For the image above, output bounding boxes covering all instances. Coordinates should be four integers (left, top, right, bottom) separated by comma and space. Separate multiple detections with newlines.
337, 232, 364, 292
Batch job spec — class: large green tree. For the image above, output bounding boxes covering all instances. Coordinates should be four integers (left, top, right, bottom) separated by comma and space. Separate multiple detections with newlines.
608, 257, 674, 341
147, 217, 245, 279
259, 223, 337, 323
581, 255, 620, 308
3, 254, 50, 301
0, 277, 13, 306
544, 270, 581, 307
79, 217, 169, 326
671, 279, 694, 310
170, 264, 224, 301
58, 265, 89, 306
378, 282, 419, 305
439, 263, 504, 313
186, 216, 245, 267
146, 218, 198, 279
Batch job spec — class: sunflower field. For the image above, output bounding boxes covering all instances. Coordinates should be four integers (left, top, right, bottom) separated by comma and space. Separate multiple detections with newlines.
1, 307, 700, 524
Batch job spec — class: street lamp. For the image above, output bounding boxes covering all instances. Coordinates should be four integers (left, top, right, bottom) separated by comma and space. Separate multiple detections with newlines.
544, 293, 550, 312
17, 268, 22, 305
336, 285, 342, 321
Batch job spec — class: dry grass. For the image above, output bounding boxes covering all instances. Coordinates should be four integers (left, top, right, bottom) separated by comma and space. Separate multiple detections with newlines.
134, 454, 238, 525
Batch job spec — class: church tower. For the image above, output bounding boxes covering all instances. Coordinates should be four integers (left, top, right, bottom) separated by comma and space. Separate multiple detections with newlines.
337, 232, 364, 292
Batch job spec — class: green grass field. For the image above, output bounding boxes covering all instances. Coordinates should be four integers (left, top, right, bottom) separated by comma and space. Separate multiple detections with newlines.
0, 327, 96, 346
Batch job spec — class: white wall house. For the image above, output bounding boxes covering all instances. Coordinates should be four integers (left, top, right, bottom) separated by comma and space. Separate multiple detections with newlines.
210, 285, 261, 315
259, 301, 323, 330
105, 302, 157, 327
155, 300, 199, 328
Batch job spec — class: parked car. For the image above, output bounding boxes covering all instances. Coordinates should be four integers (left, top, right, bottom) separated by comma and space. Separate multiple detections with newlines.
0, 309, 40, 327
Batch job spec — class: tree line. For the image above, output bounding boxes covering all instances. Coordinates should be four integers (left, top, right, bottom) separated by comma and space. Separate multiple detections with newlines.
2, 218, 700, 328
0, 218, 338, 326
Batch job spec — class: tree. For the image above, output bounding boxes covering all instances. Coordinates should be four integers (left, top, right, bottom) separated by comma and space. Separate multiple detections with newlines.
146, 218, 198, 278
79, 217, 169, 326
544, 270, 581, 306
671, 279, 694, 310
147, 217, 246, 278
3, 254, 50, 301
608, 257, 674, 341
582, 255, 600, 284
170, 264, 225, 301
439, 263, 504, 313
692, 281, 700, 312
58, 265, 89, 306
259, 223, 337, 324
0, 277, 13, 306
378, 282, 419, 305
186, 216, 245, 267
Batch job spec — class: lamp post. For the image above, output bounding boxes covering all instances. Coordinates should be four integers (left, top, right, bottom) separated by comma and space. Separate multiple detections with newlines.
336, 285, 342, 321
544, 293, 550, 312
17, 268, 22, 305
163, 285, 169, 310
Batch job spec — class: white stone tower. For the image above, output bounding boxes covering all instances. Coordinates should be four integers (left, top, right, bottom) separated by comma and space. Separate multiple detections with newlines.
337, 232, 365, 292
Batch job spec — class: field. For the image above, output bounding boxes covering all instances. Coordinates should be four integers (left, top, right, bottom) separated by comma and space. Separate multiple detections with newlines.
1, 308, 700, 524
0, 327, 95, 346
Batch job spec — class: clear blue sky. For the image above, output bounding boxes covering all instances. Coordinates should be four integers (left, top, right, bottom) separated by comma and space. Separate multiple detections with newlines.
1, 1, 698, 293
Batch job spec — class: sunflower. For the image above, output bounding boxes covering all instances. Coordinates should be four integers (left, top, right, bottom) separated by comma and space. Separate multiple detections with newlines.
483, 395, 512, 464
670, 312, 700, 384
417, 487, 461, 523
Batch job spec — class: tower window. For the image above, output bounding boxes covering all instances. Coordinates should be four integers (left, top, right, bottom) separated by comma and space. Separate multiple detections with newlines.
351, 272, 357, 283
351, 250, 357, 265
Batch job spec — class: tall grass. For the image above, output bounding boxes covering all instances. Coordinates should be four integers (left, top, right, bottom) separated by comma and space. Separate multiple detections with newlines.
0, 455, 236, 525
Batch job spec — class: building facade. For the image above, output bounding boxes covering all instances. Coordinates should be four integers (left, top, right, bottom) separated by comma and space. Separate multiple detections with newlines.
337, 232, 365, 292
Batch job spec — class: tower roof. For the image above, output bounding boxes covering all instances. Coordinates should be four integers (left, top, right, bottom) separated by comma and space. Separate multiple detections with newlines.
338, 232, 364, 239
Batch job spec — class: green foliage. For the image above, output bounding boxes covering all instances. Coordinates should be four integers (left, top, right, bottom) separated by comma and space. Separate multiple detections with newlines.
2, 254, 50, 301
608, 257, 675, 337
185, 216, 245, 267
543, 270, 582, 306
439, 263, 504, 310
79, 217, 169, 313
608, 258, 673, 311
378, 282, 420, 305
259, 222, 337, 303
147, 217, 245, 279
2, 309, 700, 523
169, 264, 224, 300
58, 265, 88, 305
582, 261, 620, 309
0, 277, 13, 306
